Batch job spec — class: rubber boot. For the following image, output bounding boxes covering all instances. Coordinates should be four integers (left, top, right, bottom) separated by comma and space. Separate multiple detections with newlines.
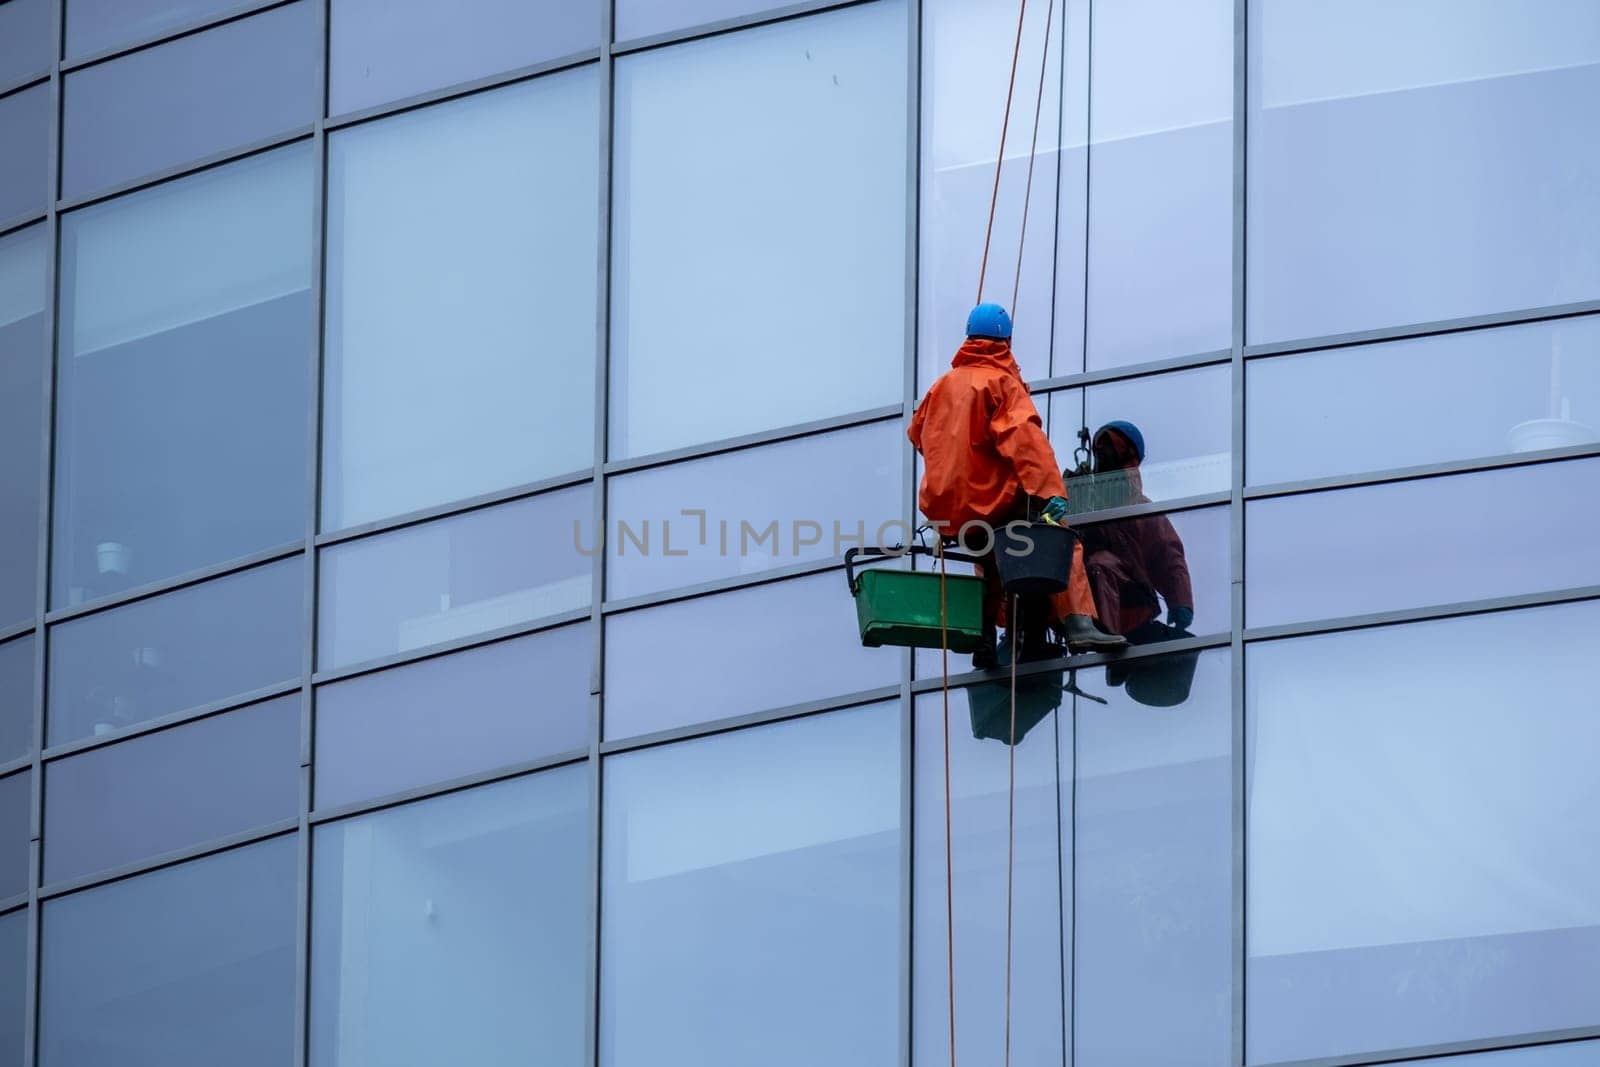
1059, 615, 1128, 653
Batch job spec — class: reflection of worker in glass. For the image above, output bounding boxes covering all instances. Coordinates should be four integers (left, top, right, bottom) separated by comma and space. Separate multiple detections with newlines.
1074, 420, 1195, 641
909, 303, 1125, 667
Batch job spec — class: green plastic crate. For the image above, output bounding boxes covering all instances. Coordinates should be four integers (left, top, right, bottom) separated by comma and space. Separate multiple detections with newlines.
852, 567, 985, 653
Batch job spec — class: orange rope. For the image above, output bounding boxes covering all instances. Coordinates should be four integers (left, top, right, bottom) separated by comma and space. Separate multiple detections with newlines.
1011, 0, 1058, 313
939, 545, 957, 1067
975, 0, 1032, 304
1004, 596, 1019, 1067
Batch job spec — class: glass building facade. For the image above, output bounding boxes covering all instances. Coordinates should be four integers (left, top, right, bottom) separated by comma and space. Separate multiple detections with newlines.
0, 1, 1597, 1065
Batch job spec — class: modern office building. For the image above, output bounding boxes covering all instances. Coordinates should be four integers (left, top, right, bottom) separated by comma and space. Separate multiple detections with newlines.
0, 0, 1596, 1064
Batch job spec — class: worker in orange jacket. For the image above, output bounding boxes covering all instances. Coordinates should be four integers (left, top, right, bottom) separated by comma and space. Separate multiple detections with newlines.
909, 303, 1126, 667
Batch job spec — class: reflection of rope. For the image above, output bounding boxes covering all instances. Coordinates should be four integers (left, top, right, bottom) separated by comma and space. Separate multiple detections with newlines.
975, 0, 1031, 305
1011, 0, 1058, 315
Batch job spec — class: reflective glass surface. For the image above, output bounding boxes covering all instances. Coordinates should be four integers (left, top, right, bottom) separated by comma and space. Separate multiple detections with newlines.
610, 0, 908, 457
0, 84, 49, 225
1044, 363, 1233, 504
0, 637, 31, 763
0, 0, 52, 85
919, 0, 1085, 385
318, 485, 592, 670
1248, 602, 1600, 1062
1248, 314, 1600, 486
604, 569, 898, 740
1247, 458, 1600, 629
66, 0, 247, 61
605, 420, 902, 601
44, 695, 298, 885
1248, 3, 1600, 343
601, 705, 900, 1067
330, 0, 600, 115
53, 146, 312, 605
0, 908, 21, 1066
615, 0, 795, 42
1404, 1042, 1600, 1066
0, 772, 26, 899
314, 624, 590, 810
48, 557, 304, 745
61, 2, 317, 200
0, 224, 45, 628
39, 836, 296, 1067
311, 765, 588, 1067
1087, 0, 1232, 369
322, 72, 599, 531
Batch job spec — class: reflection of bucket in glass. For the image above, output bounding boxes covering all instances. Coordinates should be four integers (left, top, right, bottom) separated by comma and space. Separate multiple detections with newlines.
1507, 417, 1598, 453
96, 541, 132, 575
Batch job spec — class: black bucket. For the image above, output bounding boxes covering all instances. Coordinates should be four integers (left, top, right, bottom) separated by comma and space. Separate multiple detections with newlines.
1111, 621, 1200, 708
993, 522, 1076, 596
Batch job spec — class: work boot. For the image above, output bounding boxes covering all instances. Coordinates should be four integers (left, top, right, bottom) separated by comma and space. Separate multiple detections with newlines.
1058, 615, 1128, 653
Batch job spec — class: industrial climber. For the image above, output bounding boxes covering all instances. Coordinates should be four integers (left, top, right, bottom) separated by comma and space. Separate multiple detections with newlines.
908, 302, 1126, 668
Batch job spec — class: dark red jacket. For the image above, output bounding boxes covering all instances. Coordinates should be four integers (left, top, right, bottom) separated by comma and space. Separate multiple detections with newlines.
1079, 465, 1192, 633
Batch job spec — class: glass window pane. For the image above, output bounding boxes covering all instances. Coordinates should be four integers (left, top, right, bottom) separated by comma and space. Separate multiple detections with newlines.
0, 224, 46, 628
919, 0, 1084, 386
44, 695, 298, 885
601, 705, 900, 1067
1248, 315, 1600, 486
318, 485, 593, 670
1248, 602, 1600, 1062
48, 557, 304, 745
0, 0, 53, 85
0, 84, 49, 225
314, 625, 590, 810
66, 0, 248, 61
606, 421, 902, 601
39, 836, 296, 1067
0, 637, 31, 763
1248, 3, 1600, 343
53, 146, 312, 606
610, 1, 908, 458
0, 909, 23, 1067
311, 765, 588, 1067
330, 0, 600, 115
322, 72, 598, 531
1087, 0, 1231, 369
61, 2, 317, 200
1247, 458, 1600, 629
1405, 1042, 1600, 1066
604, 569, 898, 740
0, 772, 26, 899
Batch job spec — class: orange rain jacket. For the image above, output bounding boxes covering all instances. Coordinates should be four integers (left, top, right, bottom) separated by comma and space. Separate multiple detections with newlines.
909, 338, 1097, 620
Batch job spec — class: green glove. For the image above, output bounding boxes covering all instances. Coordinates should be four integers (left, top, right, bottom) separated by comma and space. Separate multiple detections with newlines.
1168, 605, 1194, 631
1042, 496, 1069, 523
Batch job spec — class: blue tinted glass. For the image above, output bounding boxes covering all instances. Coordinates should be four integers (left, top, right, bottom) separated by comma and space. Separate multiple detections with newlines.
604, 569, 899, 740
0, 0, 53, 85
44, 695, 298, 885
314, 625, 591, 810
1248, 3, 1600, 343
0, 637, 31, 763
61, 2, 316, 200
322, 72, 599, 531
311, 765, 588, 1067
0, 84, 49, 225
66, 0, 249, 60
1406, 1042, 1600, 1066
330, 0, 600, 115
610, 1, 908, 457
319, 485, 592, 670
919, 0, 1083, 386
601, 705, 900, 1067
48, 557, 304, 745
1087, 0, 1231, 369
1248, 602, 1600, 1062
1248, 315, 1600, 486
615, 0, 795, 42
39, 836, 296, 1067
1247, 458, 1600, 629
0, 909, 22, 1066
0, 772, 26, 899
54, 146, 312, 606
0, 224, 46, 628
605, 421, 902, 601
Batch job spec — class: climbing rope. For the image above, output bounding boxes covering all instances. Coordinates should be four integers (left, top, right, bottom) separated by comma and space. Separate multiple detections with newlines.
938, 545, 957, 1067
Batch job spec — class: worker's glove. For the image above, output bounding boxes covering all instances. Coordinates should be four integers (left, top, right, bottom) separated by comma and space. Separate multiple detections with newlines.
1168, 605, 1194, 631
1041, 496, 1070, 524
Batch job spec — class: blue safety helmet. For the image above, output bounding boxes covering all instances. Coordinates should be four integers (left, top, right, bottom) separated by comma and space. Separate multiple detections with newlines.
966, 302, 1013, 340
1094, 419, 1146, 462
